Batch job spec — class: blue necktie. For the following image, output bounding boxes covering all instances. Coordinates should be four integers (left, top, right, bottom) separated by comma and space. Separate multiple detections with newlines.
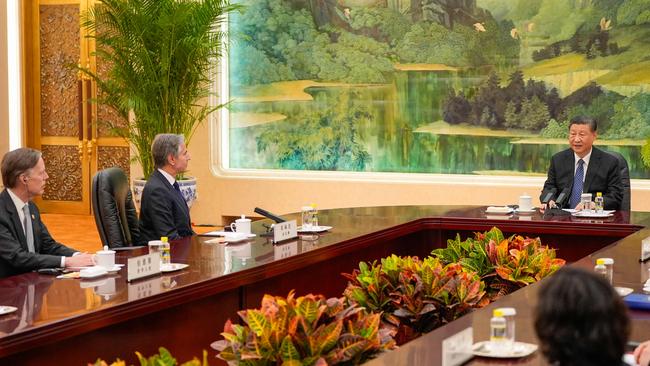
173, 181, 182, 198
569, 159, 585, 208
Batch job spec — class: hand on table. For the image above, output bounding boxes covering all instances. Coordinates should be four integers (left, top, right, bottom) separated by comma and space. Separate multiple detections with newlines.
64, 253, 95, 268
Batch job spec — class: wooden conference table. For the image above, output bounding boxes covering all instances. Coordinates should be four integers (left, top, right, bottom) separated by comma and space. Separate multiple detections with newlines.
1, 206, 650, 365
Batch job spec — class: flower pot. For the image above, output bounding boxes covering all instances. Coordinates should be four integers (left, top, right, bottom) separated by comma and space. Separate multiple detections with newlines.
132, 177, 198, 211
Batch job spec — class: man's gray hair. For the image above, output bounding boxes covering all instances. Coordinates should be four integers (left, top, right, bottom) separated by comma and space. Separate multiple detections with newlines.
151, 134, 185, 169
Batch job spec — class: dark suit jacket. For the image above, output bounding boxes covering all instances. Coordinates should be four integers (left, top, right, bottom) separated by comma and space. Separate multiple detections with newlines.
540, 147, 623, 210
138, 170, 193, 242
0, 189, 76, 278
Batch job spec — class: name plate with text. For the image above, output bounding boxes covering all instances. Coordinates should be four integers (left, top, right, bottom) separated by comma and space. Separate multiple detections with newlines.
442, 327, 473, 366
273, 220, 297, 243
127, 253, 161, 282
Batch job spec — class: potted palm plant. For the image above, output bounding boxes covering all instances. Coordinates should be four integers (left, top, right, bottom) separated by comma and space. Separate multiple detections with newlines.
81, 0, 240, 208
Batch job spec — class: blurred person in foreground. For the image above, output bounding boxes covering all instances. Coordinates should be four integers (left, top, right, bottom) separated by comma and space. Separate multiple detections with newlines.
535, 266, 630, 366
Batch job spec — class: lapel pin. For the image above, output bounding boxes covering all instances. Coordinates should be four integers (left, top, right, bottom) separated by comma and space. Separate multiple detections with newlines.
31, 214, 35, 220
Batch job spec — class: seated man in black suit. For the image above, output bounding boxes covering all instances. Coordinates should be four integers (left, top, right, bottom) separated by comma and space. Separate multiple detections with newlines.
0, 148, 94, 278
540, 116, 623, 210
139, 134, 194, 242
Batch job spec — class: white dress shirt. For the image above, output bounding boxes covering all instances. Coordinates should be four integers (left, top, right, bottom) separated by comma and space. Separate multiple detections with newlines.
157, 168, 176, 186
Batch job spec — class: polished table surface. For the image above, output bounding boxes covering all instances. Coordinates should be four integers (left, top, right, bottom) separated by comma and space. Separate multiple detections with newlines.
1, 206, 650, 364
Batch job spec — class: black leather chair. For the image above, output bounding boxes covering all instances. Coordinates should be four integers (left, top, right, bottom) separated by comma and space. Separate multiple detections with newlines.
607, 151, 631, 211
92, 167, 143, 248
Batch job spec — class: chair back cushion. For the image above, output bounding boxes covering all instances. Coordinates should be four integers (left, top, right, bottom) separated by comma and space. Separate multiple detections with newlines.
92, 167, 142, 247
606, 151, 631, 211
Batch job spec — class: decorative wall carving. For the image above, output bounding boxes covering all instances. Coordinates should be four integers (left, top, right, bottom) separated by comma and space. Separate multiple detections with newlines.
97, 146, 131, 179
41, 145, 82, 201
39, 5, 80, 137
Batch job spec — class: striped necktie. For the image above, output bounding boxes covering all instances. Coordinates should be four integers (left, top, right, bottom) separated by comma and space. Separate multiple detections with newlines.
569, 159, 585, 209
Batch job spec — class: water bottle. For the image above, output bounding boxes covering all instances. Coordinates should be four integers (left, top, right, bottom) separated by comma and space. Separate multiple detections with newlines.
498, 307, 517, 349
490, 309, 507, 353
594, 258, 607, 281
595, 192, 604, 213
301, 206, 314, 230
161, 236, 171, 265
310, 203, 319, 228
598, 257, 614, 284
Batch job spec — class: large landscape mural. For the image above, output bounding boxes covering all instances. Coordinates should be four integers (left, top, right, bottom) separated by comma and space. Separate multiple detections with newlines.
227, 0, 650, 178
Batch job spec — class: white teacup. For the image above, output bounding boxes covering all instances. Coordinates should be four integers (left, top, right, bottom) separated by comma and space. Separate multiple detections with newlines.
229, 215, 251, 234
95, 248, 116, 269
518, 194, 532, 211
148, 240, 163, 255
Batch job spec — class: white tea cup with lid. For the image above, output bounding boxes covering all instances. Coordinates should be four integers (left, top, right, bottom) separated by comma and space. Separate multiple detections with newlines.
95, 246, 116, 270
230, 215, 251, 234
518, 193, 533, 212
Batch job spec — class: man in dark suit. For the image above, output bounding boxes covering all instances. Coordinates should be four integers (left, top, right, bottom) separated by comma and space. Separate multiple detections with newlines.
540, 116, 623, 210
0, 148, 94, 278
139, 134, 194, 242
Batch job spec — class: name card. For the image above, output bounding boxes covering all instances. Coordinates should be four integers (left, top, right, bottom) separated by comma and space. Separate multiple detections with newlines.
127, 253, 161, 282
641, 236, 650, 262
441, 327, 473, 366
273, 220, 297, 244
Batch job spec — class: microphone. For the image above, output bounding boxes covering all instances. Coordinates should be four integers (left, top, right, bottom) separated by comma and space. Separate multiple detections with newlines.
554, 187, 571, 208
254, 207, 286, 223
541, 189, 556, 204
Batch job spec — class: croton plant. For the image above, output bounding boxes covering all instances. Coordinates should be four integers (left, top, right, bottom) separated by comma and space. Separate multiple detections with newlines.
342, 255, 487, 342
212, 291, 396, 366
432, 227, 566, 299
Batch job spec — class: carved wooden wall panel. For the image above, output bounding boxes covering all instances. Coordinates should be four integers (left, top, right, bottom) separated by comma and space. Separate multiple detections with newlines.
97, 146, 131, 179
39, 5, 80, 137
41, 145, 82, 201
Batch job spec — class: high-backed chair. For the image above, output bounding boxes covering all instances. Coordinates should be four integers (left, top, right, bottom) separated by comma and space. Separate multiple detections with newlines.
607, 151, 631, 211
92, 167, 143, 248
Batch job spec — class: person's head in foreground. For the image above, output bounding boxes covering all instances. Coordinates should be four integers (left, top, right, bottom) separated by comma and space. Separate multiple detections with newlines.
534, 266, 630, 366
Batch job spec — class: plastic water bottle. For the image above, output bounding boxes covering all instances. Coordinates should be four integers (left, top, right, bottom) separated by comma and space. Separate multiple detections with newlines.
490, 309, 507, 353
498, 307, 517, 348
310, 203, 319, 228
594, 258, 607, 281
598, 258, 614, 284
161, 236, 171, 265
301, 206, 314, 230
595, 192, 604, 213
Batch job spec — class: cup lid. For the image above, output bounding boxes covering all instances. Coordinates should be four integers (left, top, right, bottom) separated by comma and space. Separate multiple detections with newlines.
96, 249, 115, 255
